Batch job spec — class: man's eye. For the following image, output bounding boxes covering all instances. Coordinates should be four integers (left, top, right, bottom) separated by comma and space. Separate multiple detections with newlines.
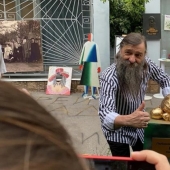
135, 54, 142, 58
125, 52, 131, 55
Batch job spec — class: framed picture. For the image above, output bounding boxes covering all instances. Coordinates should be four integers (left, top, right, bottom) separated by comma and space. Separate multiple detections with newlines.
0, 20, 43, 72
143, 13, 161, 40
164, 15, 170, 31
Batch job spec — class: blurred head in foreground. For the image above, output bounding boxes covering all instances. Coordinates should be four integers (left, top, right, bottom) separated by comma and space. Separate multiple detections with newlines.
0, 81, 87, 170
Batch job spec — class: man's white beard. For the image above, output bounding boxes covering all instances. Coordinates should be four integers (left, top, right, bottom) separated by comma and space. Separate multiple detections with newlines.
116, 56, 145, 97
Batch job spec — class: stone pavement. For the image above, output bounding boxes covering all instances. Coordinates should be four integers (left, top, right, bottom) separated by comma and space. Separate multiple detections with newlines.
29, 92, 163, 155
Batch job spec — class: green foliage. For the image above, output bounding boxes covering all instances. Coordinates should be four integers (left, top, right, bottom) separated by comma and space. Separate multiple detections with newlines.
101, 0, 150, 47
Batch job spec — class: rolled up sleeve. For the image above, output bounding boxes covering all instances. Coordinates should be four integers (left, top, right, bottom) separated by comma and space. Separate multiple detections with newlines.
103, 111, 119, 130
162, 87, 170, 97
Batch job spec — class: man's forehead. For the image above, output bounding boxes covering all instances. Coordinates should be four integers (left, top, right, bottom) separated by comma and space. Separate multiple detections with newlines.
122, 43, 145, 52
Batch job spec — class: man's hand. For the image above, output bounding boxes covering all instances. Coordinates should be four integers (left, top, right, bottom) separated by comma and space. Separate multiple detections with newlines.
127, 101, 150, 128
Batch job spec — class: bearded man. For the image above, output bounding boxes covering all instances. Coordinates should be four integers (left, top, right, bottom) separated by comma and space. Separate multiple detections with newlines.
99, 33, 170, 157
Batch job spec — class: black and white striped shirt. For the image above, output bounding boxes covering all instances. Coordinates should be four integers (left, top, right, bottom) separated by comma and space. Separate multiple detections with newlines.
99, 57, 170, 146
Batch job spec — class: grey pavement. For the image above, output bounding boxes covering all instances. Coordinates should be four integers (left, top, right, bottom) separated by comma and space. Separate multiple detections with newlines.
29, 92, 163, 155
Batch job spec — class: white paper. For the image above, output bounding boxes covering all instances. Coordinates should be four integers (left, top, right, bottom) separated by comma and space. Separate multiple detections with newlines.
164, 15, 170, 31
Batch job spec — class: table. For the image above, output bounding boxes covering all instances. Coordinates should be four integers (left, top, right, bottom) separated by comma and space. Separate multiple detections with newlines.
153, 58, 170, 99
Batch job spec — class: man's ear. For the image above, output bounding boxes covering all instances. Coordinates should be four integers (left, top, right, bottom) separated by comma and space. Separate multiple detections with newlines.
144, 52, 147, 58
116, 51, 121, 59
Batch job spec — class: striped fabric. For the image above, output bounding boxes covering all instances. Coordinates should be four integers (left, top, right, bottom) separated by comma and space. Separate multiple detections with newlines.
99, 57, 170, 146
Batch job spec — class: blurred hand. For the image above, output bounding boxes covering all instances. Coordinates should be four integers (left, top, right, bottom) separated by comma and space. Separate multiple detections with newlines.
131, 150, 170, 170
21, 88, 30, 95
79, 65, 83, 70
127, 102, 150, 128
97, 67, 101, 73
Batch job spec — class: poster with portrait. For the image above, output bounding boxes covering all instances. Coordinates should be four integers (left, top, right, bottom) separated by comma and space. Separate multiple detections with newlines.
0, 20, 43, 72
46, 66, 72, 95
142, 13, 161, 40
164, 15, 170, 31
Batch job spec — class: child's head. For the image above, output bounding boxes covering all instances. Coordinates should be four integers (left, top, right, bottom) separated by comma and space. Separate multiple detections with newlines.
0, 81, 87, 170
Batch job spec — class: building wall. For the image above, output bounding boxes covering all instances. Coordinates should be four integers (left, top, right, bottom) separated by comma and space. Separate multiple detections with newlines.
145, 0, 160, 66
93, 0, 110, 72
160, 0, 170, 74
